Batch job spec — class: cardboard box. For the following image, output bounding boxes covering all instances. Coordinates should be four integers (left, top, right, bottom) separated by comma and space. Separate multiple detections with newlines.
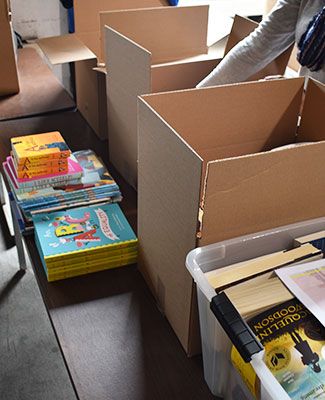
104, 7, 292, 188
37, 0, 168, 139
137, 77, 325, 355
0, 0, 19, 96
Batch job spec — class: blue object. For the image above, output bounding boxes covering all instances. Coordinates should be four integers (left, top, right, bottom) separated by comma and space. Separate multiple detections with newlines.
168, 0, 179, 5
68, 7, 75, 33
297, 6, 325, 72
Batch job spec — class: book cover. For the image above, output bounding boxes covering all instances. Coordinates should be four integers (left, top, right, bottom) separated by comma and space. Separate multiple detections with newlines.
33, 203, 137, 261
232, 299, 325, 400
11, 131, 71, 162
276, 259, 325, 329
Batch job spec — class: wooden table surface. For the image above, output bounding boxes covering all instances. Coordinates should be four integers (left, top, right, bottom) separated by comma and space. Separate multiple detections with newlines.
0, 111, 216, 400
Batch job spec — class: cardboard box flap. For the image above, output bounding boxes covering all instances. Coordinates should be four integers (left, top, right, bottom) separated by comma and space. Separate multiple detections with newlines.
37, 34, 96, 65
105, 25, 151, 187
225, 15, 293, 80
138, 96, 203, 350
101, 6, 209, 64
74, 0, 167, 34
201, 141, 325, 246
225, 15, 258, 55
151, 59, 221, 94
0, 0, 10, 22
298, 79, 325, 142
140, 78, 304, 160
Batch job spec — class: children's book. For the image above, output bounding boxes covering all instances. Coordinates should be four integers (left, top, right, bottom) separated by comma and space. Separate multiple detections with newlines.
11, 131, 70, 163
276, 259, 325, 329
33, 203, 137, 262
6, 155, 83, 189
231, 299, 325, 400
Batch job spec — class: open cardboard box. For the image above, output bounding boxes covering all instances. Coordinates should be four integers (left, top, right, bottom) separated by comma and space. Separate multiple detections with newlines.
37, 0, 168, 139
137, 77, 325, 355
104, 6, 292, 188
0, 0, 19, 96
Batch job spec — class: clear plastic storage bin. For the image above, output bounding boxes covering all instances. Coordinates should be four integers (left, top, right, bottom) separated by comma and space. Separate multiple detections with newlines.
186, 217, 325, 399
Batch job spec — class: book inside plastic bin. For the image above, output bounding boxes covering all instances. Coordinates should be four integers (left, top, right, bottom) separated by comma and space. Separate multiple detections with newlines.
185, 217, 325, 400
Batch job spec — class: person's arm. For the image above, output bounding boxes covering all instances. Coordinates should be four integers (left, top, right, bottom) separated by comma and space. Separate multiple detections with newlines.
197, 0, 301, 87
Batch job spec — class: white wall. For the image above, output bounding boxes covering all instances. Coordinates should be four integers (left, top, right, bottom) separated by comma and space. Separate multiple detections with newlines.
11, 0, 68, 39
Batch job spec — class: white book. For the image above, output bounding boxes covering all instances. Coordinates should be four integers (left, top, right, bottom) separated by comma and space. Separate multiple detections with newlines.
276, 259, 325, 327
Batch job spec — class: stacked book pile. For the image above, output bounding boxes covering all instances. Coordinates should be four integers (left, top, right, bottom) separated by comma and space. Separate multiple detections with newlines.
3, 132, 122, 231
33, 203, 137, 281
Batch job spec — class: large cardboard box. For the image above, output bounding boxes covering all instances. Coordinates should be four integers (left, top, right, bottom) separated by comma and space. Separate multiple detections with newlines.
104, 7, 292, 188
137, 77, 325, 355
37, 0, 168, 138
0, 0, 19, 96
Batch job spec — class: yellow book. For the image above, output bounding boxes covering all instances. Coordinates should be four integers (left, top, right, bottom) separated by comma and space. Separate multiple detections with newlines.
46, 247, 138, 270
47, 255, 137, 282
11, 131, 71, 163
231, 299, 325, 400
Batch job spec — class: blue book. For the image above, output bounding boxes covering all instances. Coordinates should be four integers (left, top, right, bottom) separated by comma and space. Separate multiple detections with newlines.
33, 203, 137, 262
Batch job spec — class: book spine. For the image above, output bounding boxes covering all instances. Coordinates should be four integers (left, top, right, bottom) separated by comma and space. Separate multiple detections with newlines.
15, 158, 68, 170
44, 239, 138, 261
47, 255, 138, 282
15, 150, 71, 164
16, 166, 69, 179
46, 246, 138, 268
17, 173, 82, 189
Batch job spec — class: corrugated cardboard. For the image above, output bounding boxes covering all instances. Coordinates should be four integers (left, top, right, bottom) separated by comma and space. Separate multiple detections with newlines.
104, 10, 292, 188
0, 0, 19, 96
138, 78, 325, 355
37, 0, 168, 139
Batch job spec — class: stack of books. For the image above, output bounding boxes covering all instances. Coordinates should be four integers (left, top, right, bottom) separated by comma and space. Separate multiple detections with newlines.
33, 203, 137, 281
3, 133, 122, 230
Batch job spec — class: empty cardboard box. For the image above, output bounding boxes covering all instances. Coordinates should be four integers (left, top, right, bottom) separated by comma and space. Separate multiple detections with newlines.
37, 0, 168, 138
0, 0, 19, 96
104, 7, 292, 188
137, 77, 325, 355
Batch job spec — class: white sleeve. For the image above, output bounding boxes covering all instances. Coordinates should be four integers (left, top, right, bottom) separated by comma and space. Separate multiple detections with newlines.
197, 0, 301, 88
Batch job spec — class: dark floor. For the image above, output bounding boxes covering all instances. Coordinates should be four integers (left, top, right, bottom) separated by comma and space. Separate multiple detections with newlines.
0, 190, 77, 400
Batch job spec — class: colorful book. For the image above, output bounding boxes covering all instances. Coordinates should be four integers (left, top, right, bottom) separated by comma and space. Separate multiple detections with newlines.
33, 203, 137, 281
11, 131, 71, 163
16, 165, 69, 179
5, 155, 83, 189
12, 152, 68, 171
231, 299, 325, 400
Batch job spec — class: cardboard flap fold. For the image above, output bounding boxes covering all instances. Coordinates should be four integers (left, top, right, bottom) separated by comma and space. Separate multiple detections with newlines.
37, 34, 96, 65
201, 142, 325, 246
151, 59, 221, 93
105, 25, 151, 187
298, 79, 325, 142
74, 0, 167, 34
138, 97, 202, 350
141, 78, 304, 160
225, 15, 293, 80
101, 6, 209, 64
